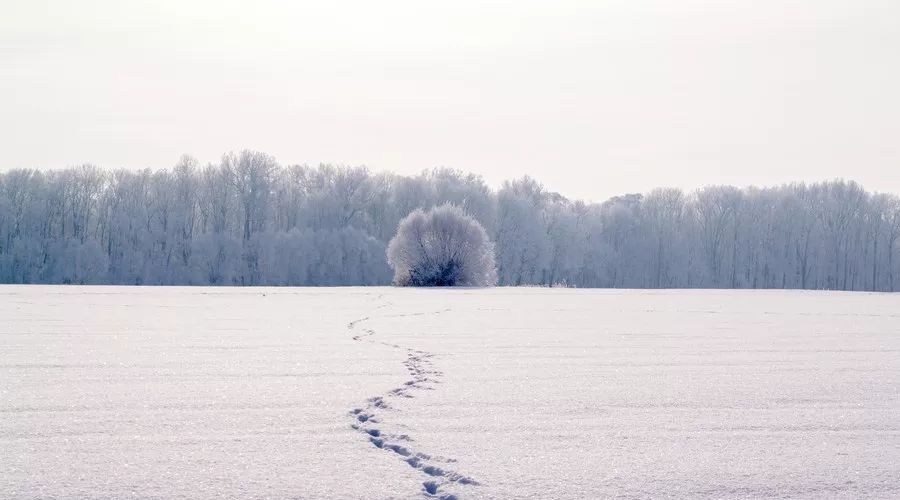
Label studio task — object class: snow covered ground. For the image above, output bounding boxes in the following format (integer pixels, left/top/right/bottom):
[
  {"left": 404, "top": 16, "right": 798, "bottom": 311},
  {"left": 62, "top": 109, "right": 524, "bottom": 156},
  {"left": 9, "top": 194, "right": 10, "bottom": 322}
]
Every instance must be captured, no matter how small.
[{"left": 2, "top": 286, "right": 899, "bottom": 499}]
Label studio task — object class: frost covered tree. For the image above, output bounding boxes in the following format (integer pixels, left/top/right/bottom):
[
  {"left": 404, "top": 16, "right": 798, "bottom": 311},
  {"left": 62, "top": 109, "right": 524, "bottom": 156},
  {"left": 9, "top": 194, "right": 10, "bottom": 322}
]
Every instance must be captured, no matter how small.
[
  {"left": 386, "top": 204, "right": 497, "bottom": 287},
  {"left": 495, "top": 177, "right": 550, "bottom": 285}
]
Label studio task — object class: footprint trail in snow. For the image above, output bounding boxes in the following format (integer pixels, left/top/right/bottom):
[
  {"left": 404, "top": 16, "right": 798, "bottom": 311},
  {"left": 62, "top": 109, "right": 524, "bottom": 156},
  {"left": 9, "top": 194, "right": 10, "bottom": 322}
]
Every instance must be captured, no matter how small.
[{"left": 348, "top": 305, "right": 478, "bottom": 500}]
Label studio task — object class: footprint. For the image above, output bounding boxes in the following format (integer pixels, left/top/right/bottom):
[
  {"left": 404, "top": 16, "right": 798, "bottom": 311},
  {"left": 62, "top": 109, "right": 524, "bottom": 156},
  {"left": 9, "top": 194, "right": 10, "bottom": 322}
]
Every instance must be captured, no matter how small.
[
  {"left": 384, "top": 444, "right": 411, "bottom": 456},
  {"left": 423, "top": 481, "right": 439, "bottom": 495},
  {"left": 422, "top": 465, "right": 445, "bottom": 477}
]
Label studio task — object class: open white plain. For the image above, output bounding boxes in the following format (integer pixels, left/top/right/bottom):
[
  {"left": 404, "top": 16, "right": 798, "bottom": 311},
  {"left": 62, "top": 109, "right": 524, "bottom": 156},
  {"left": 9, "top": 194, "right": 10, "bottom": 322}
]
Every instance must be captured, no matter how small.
[{"left": 2, "top": 286, "right": 899, "bottom": 499}]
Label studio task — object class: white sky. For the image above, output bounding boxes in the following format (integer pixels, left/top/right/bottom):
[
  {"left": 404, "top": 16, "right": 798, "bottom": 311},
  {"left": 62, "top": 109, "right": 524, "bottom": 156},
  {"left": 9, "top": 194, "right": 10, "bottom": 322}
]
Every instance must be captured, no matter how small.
[{"left": 2, "top": 0, "right": 899, "bottom": 201}]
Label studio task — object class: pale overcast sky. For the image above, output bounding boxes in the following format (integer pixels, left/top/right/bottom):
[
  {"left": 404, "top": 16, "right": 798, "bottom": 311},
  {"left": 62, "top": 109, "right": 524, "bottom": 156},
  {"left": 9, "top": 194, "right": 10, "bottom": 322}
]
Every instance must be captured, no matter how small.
[{"left": 2, "top": 0, "right": 898, "bottom": 201}]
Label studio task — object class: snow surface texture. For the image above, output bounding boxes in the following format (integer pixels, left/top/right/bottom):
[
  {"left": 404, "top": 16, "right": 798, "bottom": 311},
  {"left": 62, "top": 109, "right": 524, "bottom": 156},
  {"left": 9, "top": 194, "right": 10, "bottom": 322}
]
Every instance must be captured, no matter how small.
[{"left": 2, "top": 286, "right": 900, "bottom": 499}]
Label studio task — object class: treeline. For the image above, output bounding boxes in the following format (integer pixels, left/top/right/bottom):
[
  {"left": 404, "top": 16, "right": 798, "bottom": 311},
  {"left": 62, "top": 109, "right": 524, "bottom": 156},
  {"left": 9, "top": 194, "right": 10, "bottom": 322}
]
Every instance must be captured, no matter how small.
[{"left": 1, "top": 151, "right": 899, "bottom": 290}]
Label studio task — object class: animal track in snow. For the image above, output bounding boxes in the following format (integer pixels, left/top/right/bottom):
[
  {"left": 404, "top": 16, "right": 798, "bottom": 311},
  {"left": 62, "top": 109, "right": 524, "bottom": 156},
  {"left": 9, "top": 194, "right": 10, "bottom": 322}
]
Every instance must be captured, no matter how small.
[{"left": 347, "top": 303, "right": 477, "bottom": 499}]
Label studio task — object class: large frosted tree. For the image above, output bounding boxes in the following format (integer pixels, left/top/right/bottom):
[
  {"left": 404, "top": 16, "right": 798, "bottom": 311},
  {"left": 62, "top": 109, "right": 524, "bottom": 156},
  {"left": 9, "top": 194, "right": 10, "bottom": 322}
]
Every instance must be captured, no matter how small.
[{"left": 386, "top": 204, "right": 497, "bottom": 287}]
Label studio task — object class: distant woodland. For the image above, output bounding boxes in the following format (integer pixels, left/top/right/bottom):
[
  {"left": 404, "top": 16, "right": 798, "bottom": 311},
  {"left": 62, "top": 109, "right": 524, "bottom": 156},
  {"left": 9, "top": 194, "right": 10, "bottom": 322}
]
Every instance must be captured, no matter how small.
[{"left": 1, "top": 151, "right": 899, "bottom": 290}]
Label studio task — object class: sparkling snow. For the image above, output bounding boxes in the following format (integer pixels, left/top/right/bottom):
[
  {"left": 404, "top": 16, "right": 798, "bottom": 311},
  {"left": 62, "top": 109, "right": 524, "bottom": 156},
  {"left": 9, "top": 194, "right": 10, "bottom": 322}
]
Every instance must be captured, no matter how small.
[{"left": 2, "top": 287, "right": 899, "bottom": 499}]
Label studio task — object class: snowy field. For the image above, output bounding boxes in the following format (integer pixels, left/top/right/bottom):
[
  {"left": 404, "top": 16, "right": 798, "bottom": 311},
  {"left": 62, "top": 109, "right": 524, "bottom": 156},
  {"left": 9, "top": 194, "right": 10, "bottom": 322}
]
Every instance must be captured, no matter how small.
[{"left": 2, "top": 287, "right": 900, "bottom": 499}]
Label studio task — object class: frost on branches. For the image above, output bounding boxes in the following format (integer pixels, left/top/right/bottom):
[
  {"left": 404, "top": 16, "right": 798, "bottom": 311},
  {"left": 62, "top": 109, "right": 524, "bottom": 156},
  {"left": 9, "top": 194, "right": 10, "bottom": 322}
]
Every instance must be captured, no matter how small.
[{"left": 387, "top": 204, "right": 498, "bottom": 287}]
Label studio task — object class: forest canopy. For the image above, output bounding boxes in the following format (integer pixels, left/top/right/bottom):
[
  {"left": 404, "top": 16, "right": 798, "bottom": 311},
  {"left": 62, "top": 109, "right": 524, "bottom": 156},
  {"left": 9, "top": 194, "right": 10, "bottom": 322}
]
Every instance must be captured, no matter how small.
[{"left": 1, "top": 151, "right": 899, "bottom": 291}]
